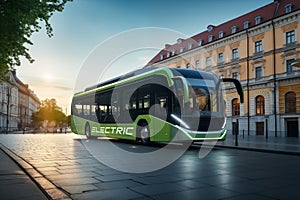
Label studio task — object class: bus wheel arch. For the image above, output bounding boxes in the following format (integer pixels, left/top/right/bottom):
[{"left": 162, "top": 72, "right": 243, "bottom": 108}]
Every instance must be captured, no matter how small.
[
  {"left": 137, "top": 120, "right": 150, "bottom": 144},
  {"left": 85, "top": 122, "right": 91, "bottom": 139}
]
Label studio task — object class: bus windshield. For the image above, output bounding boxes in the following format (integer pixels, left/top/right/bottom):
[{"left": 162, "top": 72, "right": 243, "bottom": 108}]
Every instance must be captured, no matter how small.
[
  {"left": 184, "top": 78, "right": 219, "bottom": 113},
  {"left": 191, "top": 86, "right": 210, "bottom": 111}
]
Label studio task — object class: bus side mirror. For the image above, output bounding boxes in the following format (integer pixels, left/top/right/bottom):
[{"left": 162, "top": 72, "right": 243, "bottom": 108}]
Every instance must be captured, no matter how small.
[
  {"left": 172, "top": 76, "right": 189, "bottom": 103},
  {"left": 218, "top": 78, "right": 244, "bottom": 104}
]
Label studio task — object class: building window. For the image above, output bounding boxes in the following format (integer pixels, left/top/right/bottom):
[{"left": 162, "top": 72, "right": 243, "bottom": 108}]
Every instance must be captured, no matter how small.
[
  {"left": 186, "top": 63, "right": 191, "bottom": 68},
  {"left": 171, "top": 50, "right": 176, "bottom": 56},
  {"left": 256, "top": 95, "right": 265, "bottom": 115},
  {"left": 160, "top": 54, "right": 164, "bottom": 60},
  {"left": 232, "top": 71, "right": 239, "bottom": 80},
  {"left": 244, "top": 21, "right": 250, "bottom": 29},
  {"left": 286, "top": 59, "right": 296, "bottom": 73},
  {"left": 232, "top": 98, "right": 240, "bottom": 116},
  {"left": 166, "top": 52, "right": 170, "bottom": 58},
  {"left": 218, "top": 31, "right": 224, "bottom": 38},
  {"left": 255, "top": 16, "right": 262, "bottom": 25},
  {"left": 285, "top": 4, "right": 293, "bottom": 13},
  {"left": 286, "top": 30, "right": 296, "bottom": 44},
  {"left": 231, "top": 26, "right": 237, "bottom": 34},
  {"left": 255, "top": 40, "right": 263, "bottom": 53},
  {"left": 188, "top": 43, "right": 193, "bottom": 50},
  {"left": 198, "top": 39, "right": 203, "bottom": 46},
  {"left": 285, "top": 92, "right": 296, "bottom": 113},
  {"left": 206, "top": 57, "right": 212, "bottom": 67},
  {"left": 207, "top": 25, "right": 214, "bottom": 32},
  {"left": 195, "top": 60, "right": 200, "bottom": 69},
  {"left": 180, "top": 47, "right": 184, "bottom": 53},
  {"left": 177, "top": 38, "right": 183, "bottom": 44},
  {"left": 255, "top": 66, "right": 263, "bottom": 79},
  {"left": 208, "top": 35, "right": 214, "bottom": 42},
  {"left": 232, "top": 48, "right": 239, "bottom": 60},
  {"left": 218, "top": 52, "right": 224, "bottom": 63}
]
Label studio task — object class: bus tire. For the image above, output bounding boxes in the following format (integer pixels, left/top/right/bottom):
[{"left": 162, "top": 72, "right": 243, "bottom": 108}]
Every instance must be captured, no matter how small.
[
  {"left": 85, "top": 123, "right": 91, "bottom": 139},
  {"left": 137, "top": 123, "right": 150, "bottom": 144}
]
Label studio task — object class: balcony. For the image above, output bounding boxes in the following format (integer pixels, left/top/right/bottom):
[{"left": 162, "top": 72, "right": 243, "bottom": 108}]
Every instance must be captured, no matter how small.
[{"left": 283, "top": 41, "right": 298, "bottom": 52}]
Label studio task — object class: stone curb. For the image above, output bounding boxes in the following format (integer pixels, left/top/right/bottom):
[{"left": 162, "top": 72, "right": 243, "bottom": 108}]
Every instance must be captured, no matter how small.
[
  {"left": 0, "top": 144, "right": 72, "bottom": 200},
  {"left": 214, "top": 144, "right": 300, "bottom": 156},
  {"left": 192, "top": 143, "right": 300, "bottom": 156}
]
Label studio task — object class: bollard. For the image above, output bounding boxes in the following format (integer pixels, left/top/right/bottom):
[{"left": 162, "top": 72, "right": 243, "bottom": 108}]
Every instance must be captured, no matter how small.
[
  {"left": 235, "top": 119, "right": 239, "bottom": 146},
  {"left": 266, "top": 118, "right": 268, "bottom": 140}
]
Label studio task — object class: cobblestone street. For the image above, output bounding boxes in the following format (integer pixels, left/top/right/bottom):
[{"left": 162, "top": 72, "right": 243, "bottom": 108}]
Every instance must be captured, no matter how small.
[{"left": 1, "top": 134, "right": 300, "bottom": 200}]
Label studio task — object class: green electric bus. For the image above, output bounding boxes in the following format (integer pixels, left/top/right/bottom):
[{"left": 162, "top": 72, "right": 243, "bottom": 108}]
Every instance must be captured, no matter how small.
[{"left": 71, "top": 67, "right": 243, "bottom": 143}]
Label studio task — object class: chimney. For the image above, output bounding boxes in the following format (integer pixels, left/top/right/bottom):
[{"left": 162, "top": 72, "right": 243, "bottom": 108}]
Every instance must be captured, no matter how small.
[
  {"left": 165, "top": 44, "right": 171, "bottom": 49},
  {"left": 177, "top": 38, "right": 184, "bottom": 44}
]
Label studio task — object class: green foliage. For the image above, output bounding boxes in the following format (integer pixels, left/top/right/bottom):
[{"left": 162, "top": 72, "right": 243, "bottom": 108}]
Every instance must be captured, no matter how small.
[
  {"left": 0, "top": 0, "right": 72, "bottom": 80},
  {"left": 32, "top": 98, "right": 67, "bottom": 127}
]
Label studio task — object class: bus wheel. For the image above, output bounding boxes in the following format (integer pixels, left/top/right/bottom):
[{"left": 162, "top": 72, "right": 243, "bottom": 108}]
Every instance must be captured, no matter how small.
[
  {"left": 85, "top": 123, "right": 91, "bottom": 139},
  {"left": 137, "top": 124, "right": 150, "bottom": 144}
]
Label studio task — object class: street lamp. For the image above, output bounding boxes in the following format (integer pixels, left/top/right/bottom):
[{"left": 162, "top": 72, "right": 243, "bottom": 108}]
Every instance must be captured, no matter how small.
[{"left": 6, "top": 86, "right": 10, "bottom": 134}]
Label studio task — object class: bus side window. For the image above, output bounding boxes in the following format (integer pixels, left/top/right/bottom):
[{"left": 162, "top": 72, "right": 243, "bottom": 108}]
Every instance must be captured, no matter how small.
[
  {"left": 155, "top": 96, "right": 168, "bottom": 118},
  {"left": 172, "top": 94, "right": 181, "bottom": 116},
  {"left": 83, "top": 105, "right": 90, "bottom": 116},
  {"left": 91, "top": 105, "right": 96, "bottom": 115},
  {"left": 99, "top": 105, "right": 106, "bottom": 122},
  {"left": 144, "top": 95, "right": 150, "bottom": 108},
  {"left": 75, "top": 104, "right": 83, "bottom": 116},
  {"left": 129, "top": 90, "right": 137, "bottom": 109},
  {"left": 95, "top": 105, "right": 100, "bottom": 122},
  {"left": 140, "top": 86, "right": 150, "bottom": 109},
  {"left": 159, "top": 98, "right": 167, "bottom": 109},
  {"left": 174, "top": 79, "right": 184, "bottom": 97}
]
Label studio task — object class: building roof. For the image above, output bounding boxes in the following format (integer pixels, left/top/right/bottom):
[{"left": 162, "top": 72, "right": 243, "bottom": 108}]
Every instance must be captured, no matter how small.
[
  {"left": 147, "top": 0, "right": 300, "bottom": 65},
  {"left": 10, "top": 70, "right": 40, "bottom": 103}
]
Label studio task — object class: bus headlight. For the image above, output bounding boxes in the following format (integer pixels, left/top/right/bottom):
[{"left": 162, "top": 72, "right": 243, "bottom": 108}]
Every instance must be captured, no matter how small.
[
  {"left": 221, "top": 117, "right": 226, "bottom": 129},
  {"left": 171, "top": 114, "right": 190, "bottom": 129}
]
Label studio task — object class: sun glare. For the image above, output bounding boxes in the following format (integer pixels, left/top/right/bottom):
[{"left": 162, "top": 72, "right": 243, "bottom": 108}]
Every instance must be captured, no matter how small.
[{"left": 43, "top": 73, "right": 54, "bottom": 82}]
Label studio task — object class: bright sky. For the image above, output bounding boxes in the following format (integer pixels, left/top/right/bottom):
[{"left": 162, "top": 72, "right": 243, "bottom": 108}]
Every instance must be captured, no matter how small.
[{"left": 17, "top": 0, "right": 272, "bottom": 114}]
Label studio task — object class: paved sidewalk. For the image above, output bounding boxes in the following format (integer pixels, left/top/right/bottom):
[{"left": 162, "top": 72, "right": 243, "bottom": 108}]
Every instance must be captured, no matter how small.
[
  {"left": 0, "top": 148, "right": 48, "bottom": 200},
  {"left": 214, "top": 133, "right": 300, "bottom": 155}
]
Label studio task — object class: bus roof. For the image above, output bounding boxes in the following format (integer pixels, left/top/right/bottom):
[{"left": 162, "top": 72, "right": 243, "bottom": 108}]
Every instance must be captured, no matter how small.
[
  {"left": 73, "top": 67, "right": 217, "bottom": 98},
  {"left": 172, "top": 68, "right": 218, "bottom": 81},
  {"left": 84, "top": 67, "right": 159, "bottom": 92},
  {"left": 74, "top": 67, "right": 173, "bottom": 97}
]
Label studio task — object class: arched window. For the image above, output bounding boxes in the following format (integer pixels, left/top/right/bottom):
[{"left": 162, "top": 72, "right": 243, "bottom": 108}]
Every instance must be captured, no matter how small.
[
  {"left": 285, "top": 92, "right": 296, "bottom": 113},
  {"left": 256, "top": 95, "right": 265, "bottom": 115},
  {"left": 232, "top": 98, "right": 240, "bottom": 116}
]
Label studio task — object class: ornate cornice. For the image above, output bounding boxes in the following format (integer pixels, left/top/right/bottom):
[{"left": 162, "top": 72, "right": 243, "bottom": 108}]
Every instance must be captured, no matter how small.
[
  {"left": 251, "top": 57, "right": 265, "bottom": 66},
  {"left": 251, "top": 33, "right": 265, "bottom": 42},
  {"left": 274, "top": 11, "right": 300, "bottom": 28},
  {"left": 281, "top": 21, "right": 298, "bottom": 32},
  {"left": 216, "top": 47, "right": 225, "bottom": 53},
  {"left": 229, "top": 41, "right": 240, "bottom": 49}
]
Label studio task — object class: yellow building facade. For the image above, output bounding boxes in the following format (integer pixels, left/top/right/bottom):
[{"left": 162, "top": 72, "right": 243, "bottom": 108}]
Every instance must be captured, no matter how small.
[{"left": 148, "top": 0, "right": 300, "bottom": 137}]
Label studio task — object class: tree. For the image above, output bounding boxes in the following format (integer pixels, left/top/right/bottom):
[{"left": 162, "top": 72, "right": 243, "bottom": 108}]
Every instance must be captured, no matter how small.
[
  {"left": 67, "top": 115, "right": 71, "bottom": 127},
  {"left": 32, "top": 98, "right": 67, "bottom": 131},
  {"left": 0, "top": 0, "right": 72, "bottom": 81}
]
